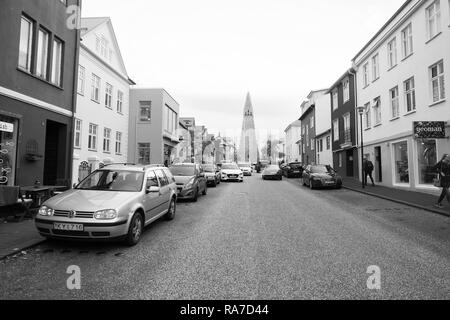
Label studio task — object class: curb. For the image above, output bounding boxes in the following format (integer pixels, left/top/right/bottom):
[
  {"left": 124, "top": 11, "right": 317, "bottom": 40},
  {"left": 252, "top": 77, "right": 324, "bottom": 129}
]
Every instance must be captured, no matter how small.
[
  {"left": 0, "top": 239, "right": 46, "bottom": 261},
  {"left": 343, "top": 186, "right": 450, "bottom": 218}
]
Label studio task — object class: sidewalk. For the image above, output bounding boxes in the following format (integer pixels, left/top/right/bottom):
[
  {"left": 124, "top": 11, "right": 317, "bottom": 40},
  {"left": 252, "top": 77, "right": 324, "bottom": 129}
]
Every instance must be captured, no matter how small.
[
  {"left": 343, "top": 178, "right": 450, "bottom": 218},
  {"left": 0, "top": 217, "right": 45, "bottom": 260}
]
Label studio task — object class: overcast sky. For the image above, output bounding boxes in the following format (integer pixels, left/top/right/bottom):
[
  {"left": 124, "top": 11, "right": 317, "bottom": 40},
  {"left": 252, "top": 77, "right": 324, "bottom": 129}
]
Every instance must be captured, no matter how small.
[{"left": 82, "top": 0, "right": 406, "bottom": 141}]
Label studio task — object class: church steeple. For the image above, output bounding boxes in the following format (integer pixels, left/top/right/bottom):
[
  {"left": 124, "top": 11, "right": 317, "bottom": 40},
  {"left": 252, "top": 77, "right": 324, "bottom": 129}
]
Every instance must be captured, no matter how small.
[{"left": 239, "top": 92, "right": 258, "bottom": 163}]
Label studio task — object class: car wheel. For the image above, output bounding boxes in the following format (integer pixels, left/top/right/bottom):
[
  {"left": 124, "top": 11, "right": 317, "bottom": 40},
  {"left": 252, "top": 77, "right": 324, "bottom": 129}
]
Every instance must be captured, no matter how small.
[
  {"left": 125, "top": 212, "right": 144, "bottom": 246},
  {"left": 309, "top": 180, "right": 314, "bottom": 190},
  {"left": 279, "top": 176, "right": 282, "bottom": 181},
  {"left": 193, "top": 188, "right": 199, "bottom": 202},
  {"left": 202, "top": 185, "right": 207, "bottom": 195},
  {"left": 165, "top": 198, "right": 176, "bottom": 221},
  {"left": 212, "top": 181, "right": 217, "bottom": 188}
]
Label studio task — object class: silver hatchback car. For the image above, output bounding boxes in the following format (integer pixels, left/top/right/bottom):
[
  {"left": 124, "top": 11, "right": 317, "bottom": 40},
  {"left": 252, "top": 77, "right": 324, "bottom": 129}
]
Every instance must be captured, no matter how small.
[{"left": 35, "top": 164, "right": 178, "bottom": 246}]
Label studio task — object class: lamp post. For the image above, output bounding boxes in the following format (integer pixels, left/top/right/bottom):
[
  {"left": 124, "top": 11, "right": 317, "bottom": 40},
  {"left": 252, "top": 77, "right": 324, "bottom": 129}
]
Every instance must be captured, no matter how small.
[{"left": 357, "top": 106, "right": 365, "bottom": 189}]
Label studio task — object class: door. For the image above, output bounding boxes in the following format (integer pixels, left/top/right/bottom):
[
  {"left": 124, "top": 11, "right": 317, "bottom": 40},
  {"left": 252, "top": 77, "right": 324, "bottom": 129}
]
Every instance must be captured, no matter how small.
[
  {"left": 375, "top": 146, "right": 382, "bottom": 182},
  {"left": 44, "top": 120, "right": 67, "bottom": 185},
  {"left": 155, "top": 169, "right": 171, "bottom": 213},
  {"left": 198, "top": 165, "right": 207, "bottom": 192},
  {"left": 346, "top": 150, "right": 354, "bottom": 177},
  {"left": 143, "top": 171, "right": 164, "bottom": 221}
]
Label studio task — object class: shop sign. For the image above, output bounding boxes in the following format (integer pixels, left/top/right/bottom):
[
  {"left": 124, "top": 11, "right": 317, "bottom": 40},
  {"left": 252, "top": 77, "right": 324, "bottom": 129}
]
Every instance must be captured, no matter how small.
[
  {"left": 413, "top": 122, "right": 446, "bottom": 139},
  {"left": 0, "top": 121, "right": 14, "bottom": 133}
]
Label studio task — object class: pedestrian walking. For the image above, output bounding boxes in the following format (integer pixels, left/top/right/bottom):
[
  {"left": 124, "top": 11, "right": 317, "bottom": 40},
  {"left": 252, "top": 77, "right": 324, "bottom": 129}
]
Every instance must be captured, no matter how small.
[
  {"left": 433, "top": 154, "right": 450, "bottom": 209},
  {"left": 363, "top": 157, "right": 375, "bottom": 187}
]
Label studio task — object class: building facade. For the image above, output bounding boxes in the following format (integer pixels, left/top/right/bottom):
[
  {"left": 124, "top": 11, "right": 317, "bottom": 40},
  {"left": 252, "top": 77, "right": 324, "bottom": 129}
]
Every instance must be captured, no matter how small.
[
  {"left": 173, "top": 121, "right": 192, "bottom": 164},
  {"left": 128, "top": 88, "right": 180, "bottom": 166},
  {"left": 0, "top": 0, "right": 80, "bottom": 187},
  {"left": 284, "top": 120, "right": 302, "bottom": 163},
  {"left": 353, "top": 0, "right": 450, "bottom": 193},
  {"left": 328, "top": 69, "right": 359, "bottom": 178},
  {"left": 72, "top": 17, "right": 134, "bottom": 183},
  {"left": 314, "top": 90, "right": 333, "bottom": 166}
]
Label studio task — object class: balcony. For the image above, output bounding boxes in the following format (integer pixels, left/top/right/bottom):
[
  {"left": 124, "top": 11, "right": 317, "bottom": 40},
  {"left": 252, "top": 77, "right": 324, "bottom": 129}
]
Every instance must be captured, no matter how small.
[{"left": 340, "top": 129, "right": 353, "bottom": 149}]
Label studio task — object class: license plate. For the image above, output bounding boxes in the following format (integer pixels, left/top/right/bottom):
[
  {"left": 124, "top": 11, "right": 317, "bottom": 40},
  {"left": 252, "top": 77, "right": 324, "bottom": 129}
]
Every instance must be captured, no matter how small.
[
  {"left": 53, "top": 223, "right": 84, "bottom": 231},
  {"left": 325, "top": 181, "right": 335, "bottom": 185}
]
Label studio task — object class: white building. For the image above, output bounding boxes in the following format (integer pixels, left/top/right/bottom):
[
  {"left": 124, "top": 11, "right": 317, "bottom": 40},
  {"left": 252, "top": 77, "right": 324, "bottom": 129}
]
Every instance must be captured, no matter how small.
[
  {"left": 353, "top": 0, "right": 450, "bottom": 193},
  {"left": 284, "top": 120, "right": 302, "bottom": 163},
  {"left": 314, "top": 91, "right": 333, "bottom": 166},
  {"left": 73, "top": 17, "right": 134, "bottom": 183}
]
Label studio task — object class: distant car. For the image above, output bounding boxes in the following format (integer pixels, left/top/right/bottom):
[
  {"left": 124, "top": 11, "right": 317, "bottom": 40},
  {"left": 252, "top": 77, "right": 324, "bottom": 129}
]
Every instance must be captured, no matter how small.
[
  {"left": 281, "top": 162, "right": 304, "bottom": 178},
  {"left": 35, "top": 164, "right": 178, "bottom": 246},
  {"left": 169, "top": 163, "right": 207, "bottom": 201},
  {"left": 221, "top": 163, "right": 244, "bottom": 182},
  {"left": 238, "top": 163, "right": 253, "bottom": 176},
  {"left": 302, "top": 165, "right": 342, "bottom": 189},
  {"left": 262, "top": 165, "right": 283, "bottom": 180},
  {"left": 203, "top": 164, "right": 221, "bottom": 187}
]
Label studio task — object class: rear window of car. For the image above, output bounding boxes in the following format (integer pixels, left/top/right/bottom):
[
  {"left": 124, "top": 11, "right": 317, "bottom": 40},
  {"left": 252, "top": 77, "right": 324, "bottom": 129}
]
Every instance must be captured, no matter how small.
[
  {"left": 289, "top": 163, "right": 303, "bottom": 169},
  {"left": 169, "top": 166, "right": 196, "bottom": 176}
]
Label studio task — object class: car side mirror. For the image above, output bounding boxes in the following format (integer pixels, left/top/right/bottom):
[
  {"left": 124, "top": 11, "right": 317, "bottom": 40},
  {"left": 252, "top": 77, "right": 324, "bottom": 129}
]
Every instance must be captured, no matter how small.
[{"left": 146, "top": 186, "right": 160, "bottom": 194}]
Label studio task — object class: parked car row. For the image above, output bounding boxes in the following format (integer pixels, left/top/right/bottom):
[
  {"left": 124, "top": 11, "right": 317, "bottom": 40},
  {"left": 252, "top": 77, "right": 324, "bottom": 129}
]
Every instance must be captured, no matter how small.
[{"left": 34, "top": 162, "right": 252, "bottom": 246}]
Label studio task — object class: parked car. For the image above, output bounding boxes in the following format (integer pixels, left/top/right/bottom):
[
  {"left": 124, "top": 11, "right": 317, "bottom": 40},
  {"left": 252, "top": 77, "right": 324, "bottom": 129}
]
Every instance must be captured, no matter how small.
[
  {"left": 238, "top": 163, "right": 253, "bottom": 176},
  {"left": 203, "top": 164, "right": 221, "bottom": 187},
  {"left": 35, "top": 164, "right": 177, "bottom": 246},
  {"left": 169, "top": 163, "right": 207, "bottom": 201},
  {"left": 302, "top": 165, "right": 343, "bottom": 189},
  {"left": 281, "top": 162, "right": 304, "bottom": 178},
  {"left": 262, "top": 165, "right": 283, "bottom": 180},
  {"left": 220, "top": 163, "right": 244, "bottom": 182}
]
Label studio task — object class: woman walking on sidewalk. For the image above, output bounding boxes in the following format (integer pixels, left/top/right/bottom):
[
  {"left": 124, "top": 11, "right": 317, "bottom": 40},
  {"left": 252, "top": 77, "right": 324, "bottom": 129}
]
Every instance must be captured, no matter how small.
[{"left": 434, "top": 154, "right": 450, "bottom": 209}]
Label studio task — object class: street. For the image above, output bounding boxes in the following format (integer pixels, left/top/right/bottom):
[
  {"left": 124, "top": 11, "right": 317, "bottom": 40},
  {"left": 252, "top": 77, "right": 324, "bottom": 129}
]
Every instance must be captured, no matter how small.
[{"left": 1, "top": 174, "right": 449, "bottom": 300}]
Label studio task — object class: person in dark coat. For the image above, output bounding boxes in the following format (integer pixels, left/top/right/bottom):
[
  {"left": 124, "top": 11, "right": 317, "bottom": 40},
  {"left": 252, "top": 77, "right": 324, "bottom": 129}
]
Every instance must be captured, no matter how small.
[
  {"left": 363, "top": 157, "right": 375, "bottom": 187},
  {"left": 434, "top": 154, "right": 450, "bottom": 209}
]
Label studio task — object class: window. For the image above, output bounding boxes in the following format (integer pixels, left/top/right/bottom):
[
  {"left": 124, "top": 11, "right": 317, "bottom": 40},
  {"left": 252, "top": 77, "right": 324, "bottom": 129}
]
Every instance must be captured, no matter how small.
[
  {"left": 51, "top": 38, "right": 63, "bottom": 86},
  {"left": 373, "top": 97, "right": 381, "bottom": 125},
  {"left": 91, "top": 74, "right": 100, "bottom": 102},
  {"left": 103, "top": 128, "right": 111, "bottom": 153},
  {"left": 430, "top": 61, "right": 445, "bottom": 103},
  {"left": 88, "top": 123, "right": 98, "bottom": 150},
  {"left": 36, "top": 29, "right": 49, "bottom": 79},
  {"left": 426, "top": 0, "right": 441, "bottom": 40},
  {"left": 311, "top": 139, "right": 315, "bottom": 151},
  {"left": 339, "top": 153, "right": 343, "bottom": 168},
  {"left": 74, "top": 119, "right": 82, "bottom": 148},
  {"left": 18, "top": 16, "right": 33, "bottom": 71},
  {"left": 319, "top": 139, "right": 323, "bottom": 152},
  {"left": 343, "top": 79, "right": 350, "bottom": 102},
  {"left": 363, "top": 63, "right": 370, "bottom": 87},
  {"left": 372, "top": 54, "right": 379, "bottom": 81},
  {"left": 138, "top": 143, "right": 151, "bottom": 165},
  {"left": 417, "top": 139, "right": 438, "bottom": 185},
  {"left": 139, "top": 102, "right": 151, "bottom": 121},
  {"left": 117, "top": 90, "right": 124, "bottom": 113},
  {"left": 326, "top": 136, "right": 330, "bottom": 150},
  {"left": 146, "top": 171, "right": 159, "bottom": 188},
  {"left": 165, "top": 105, "right": 178, "bottom": 134},
  {"left": 332, "top": 91, "right": 338, "bottom": 110},
  {"left": 105, "top": 83, "right": 113, "bottom": 109},
  {"left": 401, "top": 24, "right": 413, "bottom": 58},
  {"left": 77, "top": 65, "right": 85, "bottom": 95},
  {"left": 364, "top": 102, "right": 371, "bottom": 129},
  {"left": 343, "top": 113, "right": 351, "bottom": 142},
  {"left": 115, "top": 132, "right": 122, "bottom": 155},
  {"left": 390, "top": 86, "right": 399, "bottom": 119},
  {"left": 404, "top": 77, "right": 416, "bottom": 112},
  {"left": 310, "top": 116, "right": 314, "bottom": 129},
  {"left": 393, "top": 141, "right": 409, "bottom": 184},
  {"left": 387, "top": 38, "right": 397, "bottom": 69},
  {"left": 100, "top": 37, "right": 108, "bottom": 58},
  {"left": 155, "top": 170, "right": 169, "bottom": 187},
  {"left": 333, "top": 119, "right": 339, "bottom": 141}
]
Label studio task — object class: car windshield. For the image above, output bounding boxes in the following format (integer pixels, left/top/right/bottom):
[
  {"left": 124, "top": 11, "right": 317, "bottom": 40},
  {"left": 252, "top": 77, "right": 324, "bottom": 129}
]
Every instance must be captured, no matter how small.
[
  {"left": 76, "top": 170, "right": 144, "bottom": 192},
  {"left": 203, "top": 165, "right": 215, "bottom": 173},
  {"left": 169, "top": 166, "right": 195, "bottom": 176},
  {"left": 222, "top": 164, "right": 239, "bottom": 170},
  {"left": 311, "top": 166, "right": 333, "bottom": 174},
  {"left": 238, "top": 163, "right": 251, "bottom": 168}
]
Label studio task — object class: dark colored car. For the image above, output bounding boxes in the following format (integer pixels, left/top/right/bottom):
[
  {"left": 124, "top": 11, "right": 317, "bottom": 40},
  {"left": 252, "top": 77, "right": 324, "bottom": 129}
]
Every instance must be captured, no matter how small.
[
  {"left": 203, "top": 164, "right": 221, "bottom": 187},
  {"left": 302, "top": 165, "right": 342, "bottom": 190},
  {"left": 281, "top": 162, "right": 304, "bottom": 178},
  {"left": 169, "top": 164, "right": 207, "bottom": 201},
  {"left": 262, "top": 165, "right": 283, "bottom": 180}
]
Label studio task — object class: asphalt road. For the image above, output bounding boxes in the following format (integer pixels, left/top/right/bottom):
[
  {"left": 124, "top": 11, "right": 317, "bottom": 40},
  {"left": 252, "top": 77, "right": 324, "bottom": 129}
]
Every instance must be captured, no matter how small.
[{"left": 1, "top": 174, "right": 449, "bottom": 299}]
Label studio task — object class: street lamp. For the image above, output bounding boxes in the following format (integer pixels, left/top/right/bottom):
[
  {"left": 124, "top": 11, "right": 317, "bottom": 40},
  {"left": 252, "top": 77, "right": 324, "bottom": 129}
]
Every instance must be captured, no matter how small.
[{"left": 356, "top": 106, "right": 365, "bottom": 189}]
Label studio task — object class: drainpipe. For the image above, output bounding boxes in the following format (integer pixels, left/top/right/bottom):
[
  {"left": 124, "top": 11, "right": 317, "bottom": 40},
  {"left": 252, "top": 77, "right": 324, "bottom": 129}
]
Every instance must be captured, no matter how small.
[{"left": 349, "top": 65, "right": 358, "bottom": 180}]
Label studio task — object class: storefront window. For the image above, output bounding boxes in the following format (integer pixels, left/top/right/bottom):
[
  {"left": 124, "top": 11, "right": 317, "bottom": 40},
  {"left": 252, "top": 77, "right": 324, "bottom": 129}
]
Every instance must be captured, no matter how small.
[
  {"left": 0, "top": 116, "right": 18, "bottom": 186},
  {"left": 417, "top": 139, "right": 437, "bottom": 185},
  {"left": 394, "top": 141, "right": 409, "bottom": 184}
]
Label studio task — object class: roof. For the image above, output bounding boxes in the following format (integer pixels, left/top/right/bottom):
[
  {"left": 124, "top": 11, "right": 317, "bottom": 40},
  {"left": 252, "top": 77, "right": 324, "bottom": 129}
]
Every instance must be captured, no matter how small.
[
  {"left": 284, "top": 120, "right": 302, "bottom": 132},
  {"left": 352, "top": 0, "right": 413, "bottom": 62},
  {"left": 80, "top": 17, "right": 109, "bottom": 36},
  {"left": 326, "top": 68, "right": 355, "bottom": 94}
]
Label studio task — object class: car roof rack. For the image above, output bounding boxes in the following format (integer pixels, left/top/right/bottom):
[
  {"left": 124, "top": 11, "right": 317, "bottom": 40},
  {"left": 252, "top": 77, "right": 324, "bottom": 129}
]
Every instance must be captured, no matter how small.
[{"left": 102, "top": 163, "right": 136, "bottom": 167}]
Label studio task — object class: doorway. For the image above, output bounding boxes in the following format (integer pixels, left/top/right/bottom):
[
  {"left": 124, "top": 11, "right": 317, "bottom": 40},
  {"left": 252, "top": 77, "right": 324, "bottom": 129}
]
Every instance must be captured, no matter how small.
[
  {"left": 43, "top": 120, "right": 67, "bottom": 185},
  {"left": 375, "top": 146, "right": 382, "bottom": 182},
  {"left": 346, "top": 149, "right": 354, "bottom": 177}
]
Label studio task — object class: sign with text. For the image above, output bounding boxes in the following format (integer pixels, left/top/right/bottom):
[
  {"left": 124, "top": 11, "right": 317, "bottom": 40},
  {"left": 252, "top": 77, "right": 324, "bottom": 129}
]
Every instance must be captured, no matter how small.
[
  {"left": 413, "top": 121, "right": 446, "bottom": 139},
  {"left": 0, "top": 121, "right": 14, "bottom": 133}
]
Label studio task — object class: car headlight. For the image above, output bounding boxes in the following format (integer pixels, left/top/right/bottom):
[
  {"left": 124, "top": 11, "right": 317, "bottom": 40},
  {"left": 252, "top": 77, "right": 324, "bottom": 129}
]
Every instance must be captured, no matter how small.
[
  {"left": 184, "top": 178, "right": 195, "bottom": 190},
  {"left": 38, "top": 206, "right": 54, "bottom": 216},
  {"left": 94, "top": 209, "right": 117, "bottom": 220}
]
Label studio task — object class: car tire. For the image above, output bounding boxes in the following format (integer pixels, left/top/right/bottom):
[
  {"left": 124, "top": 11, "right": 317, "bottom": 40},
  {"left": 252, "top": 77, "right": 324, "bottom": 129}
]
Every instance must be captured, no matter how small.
[
  {"left": 202, "top": 185, "right": 207, "bottom": 195},
  {"left": 279, "top": 176, "right": 282, "bottom": 181},
  {"left": 193, "top": 188, "right": 199, "bottom": 202},
  {"left": 125, "top": 212, "right": 144, "bottom": 246},
  {"left": 165, "top": 198, "right": 176, "bottom": 221},
  {"left": 309, "top": 180, "right": 315, "bottom": 190},
  {"left": 212, "top": 181, "right": 217, "bottom": 188}
]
